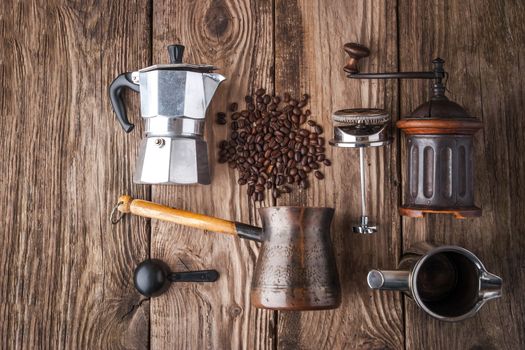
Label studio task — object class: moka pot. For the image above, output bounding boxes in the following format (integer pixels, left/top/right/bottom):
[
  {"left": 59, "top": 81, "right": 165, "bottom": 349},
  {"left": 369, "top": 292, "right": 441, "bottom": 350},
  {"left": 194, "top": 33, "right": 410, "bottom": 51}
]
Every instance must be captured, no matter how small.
[{"left": 109, "top": 44, "right": 225, "bottom": 184}]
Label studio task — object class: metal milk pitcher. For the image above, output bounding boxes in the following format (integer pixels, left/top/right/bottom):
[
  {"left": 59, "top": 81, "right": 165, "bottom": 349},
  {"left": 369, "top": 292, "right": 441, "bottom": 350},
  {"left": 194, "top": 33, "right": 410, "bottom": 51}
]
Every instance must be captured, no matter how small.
[
  {"left": 109, "top": 44, "right": 225, "bottom": 185},
  {"left": 367, "top": 242, "right": 502, "bottom": 322}
]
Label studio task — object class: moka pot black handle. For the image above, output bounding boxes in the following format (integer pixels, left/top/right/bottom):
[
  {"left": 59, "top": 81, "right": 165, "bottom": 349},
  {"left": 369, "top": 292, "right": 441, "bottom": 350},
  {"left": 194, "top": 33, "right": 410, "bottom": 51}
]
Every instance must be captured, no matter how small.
[{"left": 109, "top": 72, "right": 140, "bottom": 133}]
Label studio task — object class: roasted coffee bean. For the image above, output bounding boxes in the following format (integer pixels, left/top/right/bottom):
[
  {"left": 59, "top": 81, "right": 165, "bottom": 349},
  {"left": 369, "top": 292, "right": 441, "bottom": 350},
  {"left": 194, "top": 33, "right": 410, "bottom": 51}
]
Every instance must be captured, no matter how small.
[
  {"left": 299, "top": 115, "right": 307, "bottom": 124},
  {"left": 314, "top": 171, "right": 324, "bottom": 179},
  {"left": 217, "top": 90, "right": 328, "bottom": 201},
  {"left": 323, "top": 159, "right": 331, "bottom": 166}
]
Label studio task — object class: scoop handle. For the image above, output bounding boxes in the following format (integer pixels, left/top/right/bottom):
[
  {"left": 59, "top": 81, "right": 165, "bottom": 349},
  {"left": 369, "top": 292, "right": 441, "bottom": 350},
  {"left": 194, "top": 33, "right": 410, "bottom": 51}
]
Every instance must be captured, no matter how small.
[
  {"left": 169, "top": 270, "right": 219, "bottom": 283},
  {"left": 117, "top": 195, "right": 262, "bottom": 242}
]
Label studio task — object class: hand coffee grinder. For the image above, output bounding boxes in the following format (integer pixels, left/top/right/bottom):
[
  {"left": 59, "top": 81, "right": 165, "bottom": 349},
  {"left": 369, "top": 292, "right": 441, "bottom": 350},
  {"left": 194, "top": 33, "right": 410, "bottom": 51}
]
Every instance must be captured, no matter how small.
[
  {"left": 343, "top": 43, "right": 483, "bottom": 219},
  {"left": 109, "top": 44, "right": 226, "bottom": 185}
]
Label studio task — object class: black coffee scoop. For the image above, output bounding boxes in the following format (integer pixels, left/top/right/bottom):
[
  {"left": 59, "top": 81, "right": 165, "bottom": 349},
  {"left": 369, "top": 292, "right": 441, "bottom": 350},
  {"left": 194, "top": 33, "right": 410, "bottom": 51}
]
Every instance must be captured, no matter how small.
[{"left": 134, "top": 259, "right": 219, "bottom": 297}]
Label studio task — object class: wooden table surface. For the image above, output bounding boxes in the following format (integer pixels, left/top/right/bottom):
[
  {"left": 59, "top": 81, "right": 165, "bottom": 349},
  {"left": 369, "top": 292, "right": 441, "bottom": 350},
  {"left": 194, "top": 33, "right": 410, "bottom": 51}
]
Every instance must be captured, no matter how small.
[{"left": 1, "top": 0, "right": 524, "bottom": 349}]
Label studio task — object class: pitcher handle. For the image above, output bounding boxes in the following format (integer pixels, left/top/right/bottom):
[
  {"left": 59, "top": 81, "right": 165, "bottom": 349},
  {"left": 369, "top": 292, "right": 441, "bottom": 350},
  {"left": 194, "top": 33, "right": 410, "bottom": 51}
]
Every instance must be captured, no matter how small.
[{"left": 367, "top": 269, "right": 410, "bottom": 291}]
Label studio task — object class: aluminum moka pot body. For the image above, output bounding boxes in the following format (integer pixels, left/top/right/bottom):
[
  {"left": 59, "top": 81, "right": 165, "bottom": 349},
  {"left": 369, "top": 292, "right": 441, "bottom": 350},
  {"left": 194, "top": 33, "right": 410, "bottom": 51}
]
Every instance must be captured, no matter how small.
[
  {"left": 251, "top": 207, "right": 341, "bottom": 310},
  {"left": 367, "top": 242, "right": 502, "bottom": 322},
  {"left": 109, "top": 44, "right": 225, "bottom": 185}
]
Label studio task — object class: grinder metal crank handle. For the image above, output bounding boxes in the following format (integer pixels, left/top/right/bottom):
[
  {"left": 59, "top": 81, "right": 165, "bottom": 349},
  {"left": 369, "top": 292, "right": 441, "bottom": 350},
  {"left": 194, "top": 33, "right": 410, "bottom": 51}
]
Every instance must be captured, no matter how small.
[
  {"left": 117, "top": 195, "right": 263, "bottom": 242},
  {"left": 109, "top": 73, "right": 140, "bottom": 133}
]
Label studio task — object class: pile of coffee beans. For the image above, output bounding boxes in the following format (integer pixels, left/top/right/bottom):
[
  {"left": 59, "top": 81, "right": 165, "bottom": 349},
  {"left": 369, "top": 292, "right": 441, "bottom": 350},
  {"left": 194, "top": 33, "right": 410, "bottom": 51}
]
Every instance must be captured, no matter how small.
[{"left": 217, "top": 88, "right": 331, "bottom": 202}]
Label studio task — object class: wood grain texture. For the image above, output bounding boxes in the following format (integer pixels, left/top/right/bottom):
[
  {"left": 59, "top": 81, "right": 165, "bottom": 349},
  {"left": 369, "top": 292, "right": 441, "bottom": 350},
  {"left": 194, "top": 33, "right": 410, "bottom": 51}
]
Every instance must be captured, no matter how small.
[
  {"left": 1, "top": 0, "right": 524, "bottom": 349},
  {"left": 274, "top": 0, "right": 404, "bottom": 349},
  {"left": 149, "top": 0, "right": 275, "bottom": 349},
  {"left": 399, "top": 0, "right": 525, "bottom": 348},
  {"left": 0, "top": 0, "right": 151, "bottom": 349}
]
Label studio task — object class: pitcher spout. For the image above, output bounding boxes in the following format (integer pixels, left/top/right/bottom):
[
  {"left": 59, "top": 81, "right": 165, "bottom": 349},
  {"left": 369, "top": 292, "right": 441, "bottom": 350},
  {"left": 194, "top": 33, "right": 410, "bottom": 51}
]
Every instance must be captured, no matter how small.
[
  {"left": 203, "top": 73, "right": 226, "bottom": 109},
  {"left": 480, "top": 270, "right": 502, "bottom": 301}
]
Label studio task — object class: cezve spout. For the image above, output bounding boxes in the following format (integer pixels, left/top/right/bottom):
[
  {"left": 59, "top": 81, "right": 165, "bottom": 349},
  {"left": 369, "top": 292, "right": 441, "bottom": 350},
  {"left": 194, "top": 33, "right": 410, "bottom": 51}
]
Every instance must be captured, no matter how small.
[{"left": 203, "top": 73, "right": 226, "bottom": 109}]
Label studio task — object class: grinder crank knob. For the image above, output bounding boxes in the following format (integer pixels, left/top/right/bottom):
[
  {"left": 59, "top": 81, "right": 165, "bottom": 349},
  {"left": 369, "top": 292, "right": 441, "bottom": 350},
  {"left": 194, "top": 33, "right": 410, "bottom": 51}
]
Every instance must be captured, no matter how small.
[
  {"left": 133, "top": 259, "right": 219, "bottom": 298},
  {"left": 343, "top": 43, "right": 370, "bottom": 74}
]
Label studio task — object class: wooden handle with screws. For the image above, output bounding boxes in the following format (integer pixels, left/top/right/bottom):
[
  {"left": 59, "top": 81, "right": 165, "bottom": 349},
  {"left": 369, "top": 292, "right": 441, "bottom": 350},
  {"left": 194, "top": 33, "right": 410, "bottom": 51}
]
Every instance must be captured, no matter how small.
[{"left": 117, "top": 195, "right": 263, "bottom": 241}]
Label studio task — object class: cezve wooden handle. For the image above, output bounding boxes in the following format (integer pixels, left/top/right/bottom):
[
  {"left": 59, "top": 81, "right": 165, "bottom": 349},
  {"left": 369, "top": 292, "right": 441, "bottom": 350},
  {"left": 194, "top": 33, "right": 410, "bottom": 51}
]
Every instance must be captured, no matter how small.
[{"left": 117, "top": 195, "right": 262, "bottom": 242}]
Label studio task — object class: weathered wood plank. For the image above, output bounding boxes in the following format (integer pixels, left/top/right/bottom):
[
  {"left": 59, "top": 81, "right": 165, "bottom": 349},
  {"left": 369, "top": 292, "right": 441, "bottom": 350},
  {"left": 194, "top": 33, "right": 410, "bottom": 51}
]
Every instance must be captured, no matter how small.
[
  {"left": 0, "top": 0, "right": 151, "bottom": 349},
  {"left": 150, "top": 0, "right": 275, "bottom": 348},
  {"left": 274, "top": 0, "right": 404, "bottom": 349},
  {"left": 399, "top": 0, "right": 525, "bottom": 348}
]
